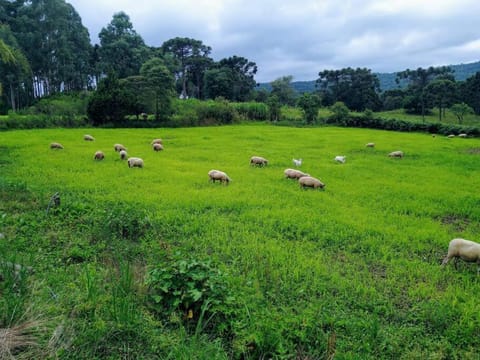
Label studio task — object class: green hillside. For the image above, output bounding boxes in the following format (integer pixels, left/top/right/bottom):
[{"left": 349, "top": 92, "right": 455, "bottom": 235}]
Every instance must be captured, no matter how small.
[{"left": 258, "top": 60, "right": 480, "bottom": 93}]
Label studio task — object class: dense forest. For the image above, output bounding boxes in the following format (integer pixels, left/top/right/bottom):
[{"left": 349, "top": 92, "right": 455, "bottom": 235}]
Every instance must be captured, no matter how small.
[{"left": 1, "top": 0, "right": 480, "bottom": 124}]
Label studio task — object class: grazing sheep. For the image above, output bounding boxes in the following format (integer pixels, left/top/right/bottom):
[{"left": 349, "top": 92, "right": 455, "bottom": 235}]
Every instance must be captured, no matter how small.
[
  {"left": 334, "top": 155, "right": 346, "bottom": 164},
  {"left": 250, "top": 156, "right": 268, "bottom": 167},
  {"left": 119, "top": 149, "right": 127, "bottom": 160},
  {"left": 388, "top": 151, "right": 404, "bottom": 158},
  {"left": 284, "top": 168, "right": 310, "bottom": 180},
  {"left": 208, "top": 170, "right": 231, "bottom": 184},
  {"left": 153, "top": 143, "right": 164, "bottom": 151},
  {"left": 84, "top": 134, "right": 95, "bottom": 141},
  {"left": 151, "top": 138, "right": 163, "bottom": 145},
  {"left": 141, "top": 112, "right": 148, "bottom": 120},
  {"left": 50, "top": 142, "right": 64, "bottom": 149},
  {"left": 441, "top": 238, "right": 480, "bottom": 273},
  {"left": 447, "top": 134, "right": 455, "bottom": 138},
  {"left": 94, "top": 151, "right": 104, "bottom": 160},
  {"left": 127, "top": 157, "right": 144, "bottom": 168},
  {"left": 114, "top": 144, "right": 126, "bottom": 152},
  {"left": 458, "top": 133, "right": 468, "bottom": 138},
  {"left": 299, "top": 176, "right": 325, "bottom": 190},
  {"left": 293, "top": 158, "right": 302, "bottom": 167},
  {"left": 366, "top": 142, "right": 375, "bottom": 148}
]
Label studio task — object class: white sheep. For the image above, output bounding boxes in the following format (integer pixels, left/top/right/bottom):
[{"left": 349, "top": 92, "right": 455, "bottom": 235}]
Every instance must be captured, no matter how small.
[
  {"left": 84, "top": 134, "right": 95, "bottom": 141},
  {"left": 151, "top": 138, "right": 163, "bottom": 145},
  {"left": 250, "top": 156, "right": 268, "bottom": 167},
  {"left": 442, "top": 238, "right": 480, "bottom": 273},
  {"left": 299, "top": 176, "right": 325, "bottom": 190},
  {"left": 334, "top": 155, "right": 346, "bottom": 164},
  {"left": 50, "top": 142, "right": 64, "bottom": 149},
  {"left": 153, "top": 143, "right": 164, "bottom": 151},
  {"left": 447, "top": 134, "right": 455, "bottom": 138},
  {"left": 366, "top": 142, "right": 375, "bottom": 148},
  {"left": 208, "top": 170, "right": 231, "bottom": 184},
  {"left": 127, "top": 157, "right": 144, "bottom": 168},
  {"left": 293, "top": 158, "right": 302, "bottom": 167},
  {"left": 94, "top": 150, "right": 104, "bottom": 160},
  {"left": 119, "top": 149, "right": 127, "bottom": 160},
  {"left": 458, "top": 133, "right": 468, "bottom": 138},
  {"left": 284, "top": 168, "right": 310, "bottom": 180},
  {"left": 114, "top": 144, "right": 126, "bottom": 152},
  {"left": 388, "top": 150, "right": 404, "bottom": 158}
]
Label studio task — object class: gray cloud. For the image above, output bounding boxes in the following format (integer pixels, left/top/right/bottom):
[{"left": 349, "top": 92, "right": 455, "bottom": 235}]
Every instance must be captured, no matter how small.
[{"left": 68, "top": 0, "right": 480, "bottom": 82}]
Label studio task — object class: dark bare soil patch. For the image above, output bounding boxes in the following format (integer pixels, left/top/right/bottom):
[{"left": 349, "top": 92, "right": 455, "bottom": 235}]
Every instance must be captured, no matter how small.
[{"left": 436, "top": 214, "right": 470, "bottom": 232}]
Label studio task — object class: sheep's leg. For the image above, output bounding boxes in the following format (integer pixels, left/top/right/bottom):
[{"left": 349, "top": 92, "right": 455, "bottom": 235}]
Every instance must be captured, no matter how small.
[{"left": 441, "top": 255, "right": 451, "bottom": 267}]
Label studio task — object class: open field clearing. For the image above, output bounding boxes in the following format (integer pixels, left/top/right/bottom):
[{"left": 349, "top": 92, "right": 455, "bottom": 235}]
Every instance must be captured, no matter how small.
[{"left": 1, "top": 125, "right": 480, "bottom": 358}]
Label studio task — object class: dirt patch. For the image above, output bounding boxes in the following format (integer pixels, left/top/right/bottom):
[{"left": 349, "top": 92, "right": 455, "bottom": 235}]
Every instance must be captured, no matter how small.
[
  {"left": 436, "top": 214, "right": 470, "bottom": 232},
  {"left": 466, "top": 147, "right": 480, "bottom": 154}
]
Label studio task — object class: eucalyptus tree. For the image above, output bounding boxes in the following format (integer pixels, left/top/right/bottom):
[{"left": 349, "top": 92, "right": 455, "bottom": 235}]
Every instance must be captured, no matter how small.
[
  {"left": 1, "top": 0, "right": 92, "bottom": 96},
  {"left": 0, "top": 25, "right": 31, "bottom": 111},
  {"left": 98, "top": 11, "right": 150, "bottom": 79},
  {"left": 396, "top": 66, "right": 453, "bottom": 121},
  {"left": 161, "top": 37, "right": 212, "bottom": 98}
]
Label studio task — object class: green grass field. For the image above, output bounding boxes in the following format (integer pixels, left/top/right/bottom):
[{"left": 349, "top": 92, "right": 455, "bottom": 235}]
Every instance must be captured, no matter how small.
[{"left": 1, "top": 125, "right": 480, "bottom": 359}]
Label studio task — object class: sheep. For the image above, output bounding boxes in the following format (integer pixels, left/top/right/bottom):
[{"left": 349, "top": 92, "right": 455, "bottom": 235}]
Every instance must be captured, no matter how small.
[
  {"left": 119, "top": 149, "right": 128, "bottom": 160},
  {"left": 127, "top": 157, "right": 144, "bottom": 168},
  {"left": 50, "top": 142, "right": 64, "bottom": 149},
  {"left": 93, "top": 150, "right": 104, "bottom": 160},
  {"left": 208, "top": 170, "right": 231, "bottom": 184},
  {"left": 284, "top": 168, "right": 310, "bottom": 180},
  {"left": 153, "top": 143, "right": 164, "bottom": 152},
  {"left": 151, "top": 138, "right": 163, "bottom": 145},
  {"left": 293, "top": 158, "right": 302, "bottom": 167},
  {"left": 458, "top": 133, "right": 468, "bottom": 138},
  {"left": 299, "top": 176, "right": 325, "bottom": 190},
  {"left": 114, "top": 144, "right": 126, "bottom": 152},
  {"left": 447, "top": 134, "right": 455, "bottom": 138},
  {"left": 84, "top": 134, "right": 95, "bottom": 141},
  {"left": 388, "top": 150, "right": 404, "bottom": 158},
  {"left": 441, "top": 238, "right": 480, "bottom": 273},
  {"left": 250, "top": 156, "right": 268, "bottom": 167},
  {"left": 334, "top": 155, "right": 346, "bottom": 164},
  {"left": 366, "top": 142, "right": 375, "bottom": 148}
]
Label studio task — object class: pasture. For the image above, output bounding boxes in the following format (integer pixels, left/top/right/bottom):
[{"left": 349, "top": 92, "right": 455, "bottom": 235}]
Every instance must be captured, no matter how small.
[{"left": 1, "top": 125, "right": 480, "bottom": 359}]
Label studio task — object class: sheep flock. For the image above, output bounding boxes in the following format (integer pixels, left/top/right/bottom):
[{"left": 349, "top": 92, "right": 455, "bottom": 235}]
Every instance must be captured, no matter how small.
[{"left": 48, "top": 131, "right": 478, "bottom": 273}]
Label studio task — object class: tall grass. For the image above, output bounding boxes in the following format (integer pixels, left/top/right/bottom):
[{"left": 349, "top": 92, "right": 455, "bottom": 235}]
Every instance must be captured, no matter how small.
[{"left": 1, "top": 125, "right": 480, "bottom": 358}]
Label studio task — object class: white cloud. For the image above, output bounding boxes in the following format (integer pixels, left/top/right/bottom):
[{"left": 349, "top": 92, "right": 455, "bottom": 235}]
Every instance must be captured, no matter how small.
[{"left": 67, "top": 0, "right": 480, "bottom": 82}]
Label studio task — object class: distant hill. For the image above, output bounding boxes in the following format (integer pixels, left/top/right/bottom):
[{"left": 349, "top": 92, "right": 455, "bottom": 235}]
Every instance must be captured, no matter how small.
[{"left": 257, "top": 60, "right": 480, "bottom": 93}]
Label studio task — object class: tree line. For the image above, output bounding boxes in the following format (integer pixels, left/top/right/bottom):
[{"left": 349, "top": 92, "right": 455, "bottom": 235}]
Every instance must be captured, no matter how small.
[{"left": 1, "top": 0, "right": 480, "bottom": 126}]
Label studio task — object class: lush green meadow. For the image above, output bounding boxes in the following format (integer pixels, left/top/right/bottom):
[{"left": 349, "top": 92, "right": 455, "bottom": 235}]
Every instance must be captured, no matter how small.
[{"left": 1, "top": 125, "right": 480, "bottom": 359}]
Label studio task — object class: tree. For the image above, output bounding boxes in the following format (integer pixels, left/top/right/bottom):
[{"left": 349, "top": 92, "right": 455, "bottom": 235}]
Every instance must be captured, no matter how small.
[
  {"left": 450, "top": 103, "right": 473, "bottom": 124},
  {"left": 424, "top": 79, "right": 457, "bottom": 121},
  {"left": 161, "top": 37, "right": 212, "bottom": 99},
  {"left": 9, "top": 0, "right": 92, "bottom": 95},
  {"left": 203, "top": 56, "right": 257, "bottom": 101},
  {"left": 297, "top": 93, "right": 321, "bottom": 124},
  {"left": 330, "top": 101, "right": 349, "bottom": 124},
  {"left": 270, "top": 76, "right": 297, "bottom": 106},
  {"left": 139, "top": 58, "right": 175, "bottom": 121},
  {"left": 87, "top": 72, "right": 134, "bottom": 125},
  {"left": 266, "top": 95, "right": 281, "bottom": 122},
  {"left": 316, "top": 68, "right": 381, "bottom": 111},
  {"left": 396, "top": 66, "right": 453, "bottom": 121},
  {"left": 98, "top": 12, "right": 150, "bottom": 79},
  {"left": 459, "top": 72, "right": 480, "bottom": 115},
  {"left": 0, "top": 25, "right": 31, "bottom": 111}
]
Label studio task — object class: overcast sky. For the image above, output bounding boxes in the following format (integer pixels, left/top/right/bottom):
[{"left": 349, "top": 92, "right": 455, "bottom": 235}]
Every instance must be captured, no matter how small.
[{"left": 67, "top": 0, "right": 480, "bottom": 83}]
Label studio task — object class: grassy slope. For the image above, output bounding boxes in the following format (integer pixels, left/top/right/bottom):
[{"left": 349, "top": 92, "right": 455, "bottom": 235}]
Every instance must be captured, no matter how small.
[{"left": 1, "top": 125, "right": 480, "bottom": 358}]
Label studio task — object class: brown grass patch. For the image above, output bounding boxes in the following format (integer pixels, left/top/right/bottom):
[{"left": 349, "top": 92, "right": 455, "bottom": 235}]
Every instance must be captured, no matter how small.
[
  {"left": 0, "top": 321, "right": 41, "bottom": 359},
  {"left": 437, "top": 214, "right": 470, "bottom": 232}
]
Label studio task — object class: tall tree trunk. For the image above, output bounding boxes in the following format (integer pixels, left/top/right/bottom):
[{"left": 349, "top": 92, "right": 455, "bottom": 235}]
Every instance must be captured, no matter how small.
[{"left": 9, "top": 83, "right": 16, "bottom": 112}]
